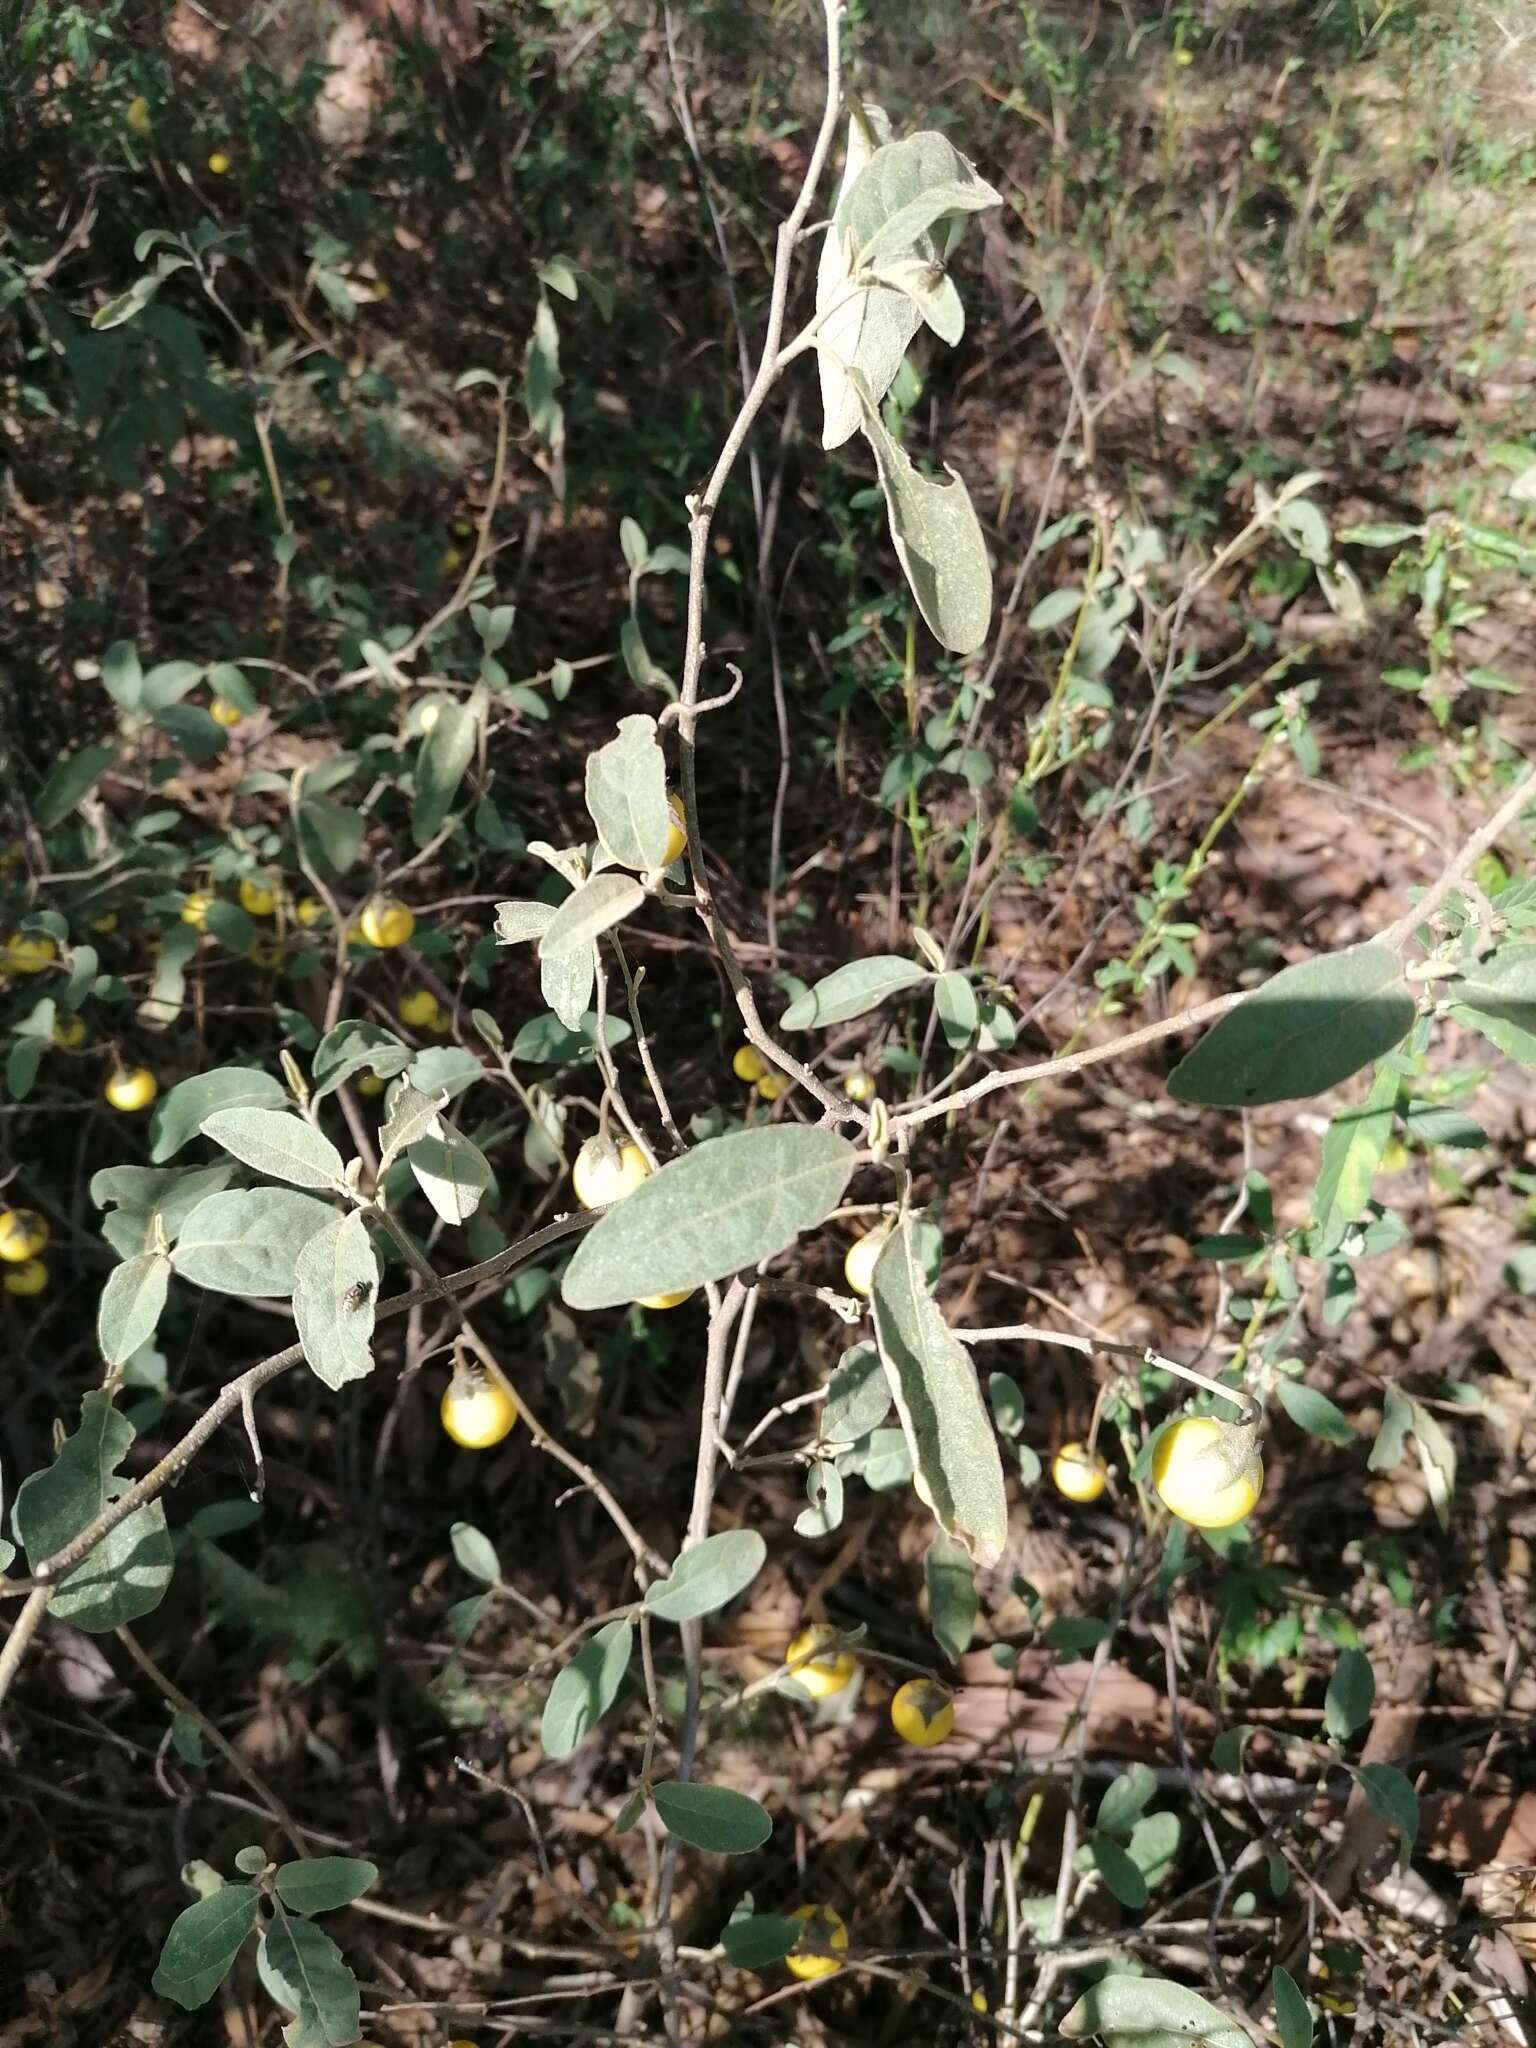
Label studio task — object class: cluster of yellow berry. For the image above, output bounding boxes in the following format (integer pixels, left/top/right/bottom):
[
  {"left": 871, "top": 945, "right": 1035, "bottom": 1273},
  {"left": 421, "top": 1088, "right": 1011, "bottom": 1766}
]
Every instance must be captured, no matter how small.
[
  {"left": 0, "top": 1206, "right": 50, "bottom": 1298},
  {"left": 1051, "top": 1422, "right": 1263, "bottom": 1529}
]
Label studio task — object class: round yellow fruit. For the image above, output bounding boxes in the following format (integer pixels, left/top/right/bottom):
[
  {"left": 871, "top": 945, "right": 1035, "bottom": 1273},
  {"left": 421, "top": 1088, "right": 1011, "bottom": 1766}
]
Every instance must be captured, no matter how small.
[
  {"left": 356, "top": 1072, "right": 386, "bottom": 1098},
  {"left": 662, "top": 791, "right": 687, "bottom": 866},
  {"left": 732, "top": 1045, "right": 767, "bottom": 1084},
  {"left": 210, "top": 696, "right": 243, "bottom": 728},
  {"left": 239, "top": 874, "right": 277, "bottom": 916},
  {"left": 125, "top": 95, "right": 152, "bottom": 136},
  {"left": 1151, "top": 1415, "right": 1264, "bottom": 1530},
  {"left": 439, "top": 547, "right": 463, "bottom": 576},
  {"left": 3, "top": 1259, "right": 48, "bottom": 1298},
  {"left": 0, "top": 1209, "right": 49, "bottom": 1263},
  {"left": 248, "top": 935, "right": 283, "bottom": 969},
  {"left": 181, "top": 891, "right": 214, "bottom": 932},
  {"left": 294, "top": 896, "right": 324, "bottom": 928},
  {"left": 786, "top": 1904, "right": 848, "bottom": 1983},
  {"left": 52, "top": 1014, "right": 86, "bottom": 1049},
  {"left": 785, "top": 1623, "right": 858, "bottom": 1700},
  {"left": 208, "top": 150, "right": 231, "bottom": 175},
  {"left": 398, "top": 988, "right": 442, "bottom": 1029},
  {"left": 1052, "top": 1442, "right": 1109, "bottom": 1504},
  {"left": 842, "top": 1225, "right": 890, "bottom": 1300},
  {"left": 572, "top": 1136, "right": 650, "bottom": 1210},
  {"left": 105, "top": 1067, "right": 157, "bottom": 1113},
  {"left": 890, "top": 1677, "right": 955, "bottom": 1747},
  {"left": 359, "top": 896, "right": 414, "bottom": 949},
  {"left": 2, "top": 932, "right": 57, "bottom": 975},
  {"left": 89, "top": 911, "right": 118, "bottom": 934},
  {"left": 441, "top": 1377, "right": 518, "bottom": 1450},
  {"left": 636, "top": 1288, "right": 693, "bottom": 1310},
  {"left": 843, "top": 1068, "right": 876, "bottom": 1104},
  {"left": 755, "top": 1072, "right": 789, "bottom": 1103}
]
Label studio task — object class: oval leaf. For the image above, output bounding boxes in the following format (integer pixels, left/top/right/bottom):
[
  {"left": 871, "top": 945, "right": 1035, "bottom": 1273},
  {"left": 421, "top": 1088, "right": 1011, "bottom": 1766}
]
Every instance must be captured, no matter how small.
[
  {"left": 585, "top": 714, "right": 671, "bottom": 870},
  {"left": 202, "top": 1108, "right": 347, "bottom": 1191},
  {"left": 541, "top": 871, "right": 645, "bottom": 960},
  {"left": 651, "top": 1781, "right": 773, "bottom": 1855},
  {"left": 149, "top": 1066, "right": 289, "bottom": 1162},
  {"left": 1060, "top": 1975, "right": 1252, "bottom": 2048},
  {"left": 152, "top": 1886, "right": 259, "bottom": 2010},
  {"left": 855, "top": 390, "right": 993, "bottom": 654},
  {"left": 869, "top": 1215, "right": 1008, "bottom": 1568},
  {"left": 722, "top": 1912, "right": 800, "bottom": 1970},
  {"left": 561, "top": 1125, "right": 855, "bottom": 1309},
  {"left": 822, "top": 1342, "right": 892, "bottom": 1442},
  {"left": 98, "top": 1252, "right": 171, "bottom": 1369},
  {"left": 273, "top": 1857, "right": 378, "bottom": 1916},
  {"left": 14, "top": 1391, "right": 173, "bottom": 1631},
  {"left": 924, "top": 1530, "right": 977, "bottom": 1662},
  {"left": 407, "top": 1121, "right": 493, "bottom": 1226},
  {"left": 1168, "top": 943, "right": 1414, "bottom": 1106},
  {"left": 1325, "top": 1647, "right": 1375, "bottom": 1742},
  {"left": 541, "top": 1618, "right": 634, "bottom": 1759},
  {"left": 36, "top": 744, "right": 118, "bottom": 830},
  {"left": 1272, "top": 1967, "right": 1314, "bottom": 2048},
  {"left": 644, "top": 1529, "right": 766, "bottom": 1623},
  {"left": 256, "top": 1911, "right": 359, "bottom": 2046},
  {"left": 170, "top": 1188, "right": 337, "bottom": 1297},
  {"left": 450, "top": 1521, "right": 501, "bottom": 1585},
  {"left": 292, "top": 1210, "right": 379, "bottom": 1390},
  {"left": 780, "top": 954, "right": 930, "bottom": 1031},
  {"left": 412, "top": 688, "right": 483, "bottom": 848}
]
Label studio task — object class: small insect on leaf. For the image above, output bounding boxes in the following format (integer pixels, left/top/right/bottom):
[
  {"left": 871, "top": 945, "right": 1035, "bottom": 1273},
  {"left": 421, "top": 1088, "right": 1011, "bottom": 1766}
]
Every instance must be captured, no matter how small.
[{"left": 344, "top": 1280, "right": 374, "bottom": 1313}]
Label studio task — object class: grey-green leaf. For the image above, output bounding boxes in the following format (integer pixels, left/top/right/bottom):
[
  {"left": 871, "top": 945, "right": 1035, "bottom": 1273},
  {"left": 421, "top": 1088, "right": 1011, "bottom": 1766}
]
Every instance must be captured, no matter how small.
[
  {"left": 542, "top": 870, "right": 644, "bottom": 960},
  {"left": 292, "top": 1211, "right": 379, "bottom": 1390},
  {"left": 495, "top": 899, "right": 556, "bottom": 948},
  {"left": 1312, "top": 1063, "right": 1398, "bottom": 1252},
  {"left": 1059, "top": 1975, "right": 1252, "bottom": 2048},
  {"left": 1272, "top": 1967, "right": 1314, "bottom": 2048},
  {"left": 150, "top": 1065, "right": 289, "bottom": 1162},
  {"left": 722, "top": 1913, "right": 800, "bottom": 1970},
  {"left": 780, "top": 954, "right": 930, "bottom": 1031},
  {"left": 822, "top": 1342, "right": 892, "bottom": 1442},
  {"left": 561, "top": 1125, "right": 855, "bottom": 1309},
  {"left": 1092, "top": 1836, "right": 1149, "bottom": 1909},
  {"left": 412, "top": 687, "right": 483, "bottom": 848},
  {"left": 925, "top": 1530, "right": 977, "bottom": 1662},
  {"left": 838, "top": 131, "right": 1003, "bottom": 273},
  {"left": 1449, "top": 939, "right": 1536, "bottom": 1066},
  {"left": 651, "top": 1781, "right": 773, "bottom": 1855},
  {"left": 541, "top": 1618, "right": 634, "bottom": 1758},
  {"left": 1275, "top": 1379, "right": 1355, "bottom": 1447},
  {"left": 1325, "top": 1647, "right": 1375, "bottom": 1741},
  {"left": 152, "top": 1885, "right": 259, "bottom": 2009},
  {"left": 257, "top": 1910, "right": 360, "bottom": 2047},
  {"left": 644, "top": 1530, "right": 766, "bottom": 1624},
  {"left": 407, "top": 1121, "right": 492, "bottom": 1225},
  {"left": 1098, "top": 1764, "right": 1157, "bottom": 1840},
  {"left": 933, "top": 969, "right": 979, "bottom": 1049},
  {"left": 585, "top": 714, "right": 671, "bottom": 871},
  {"left": 311, "top": 1023, "right": 412, "bottom": 1102},
  {"left": 273, "top": 1858, "right": 378, "bottom": 1916},
  {"left": 854, "top": 384, "right": 993, "bottom": 654},
  {"left": 171, "top": 1188, "right": 337, "bottom": 1298},
  {"left": 450, "top": 1521, "right": 501, "bottom": 1585},
  {"left": 36, "top": 744, "right": 118, "bottom": 829},
  {"left": 1358, "top": 1762, "right": 1418, "bottom": 1865},
  {"left": 14, "top": 1391, "right": 173, "bottom": 1630},
  {"left": 1168, "top": 943, "right": 1415, "bottom": 1106},
  {"left": 869, "top": 1215, "right": 1008, "bottom": 1568},
  {"left": 202, "top": 1108, "right": 347, "bottom": 1191},
  {"left": 98, "top": 1253, "right": 171, "bottom": 1368},
  {"left": 378, "top": 1083, "right": 443, "bottom": 1168},
  {"left": 795, "top": 1461, "right": 845, "bottom": 1539}
]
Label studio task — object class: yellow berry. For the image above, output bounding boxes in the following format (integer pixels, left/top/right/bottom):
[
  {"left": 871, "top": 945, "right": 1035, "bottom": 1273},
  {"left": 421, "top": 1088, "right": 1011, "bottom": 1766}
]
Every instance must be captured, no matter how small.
[
  {"left": 239, "top": 874, "right": 277, "bottom": 917},
  {"left": 248, "top": 935, "right": 283, "bottom": 969},
  {"left": 207, "top": 150, "right": 231, "bottom": 175},
  {"left": 398, "top": 988, "right": 442, "bottom": 1029},
  {"left": 3, "top": 1259, "right": 48, "bottom": 1298},
  {"left": 1175, "top": 47, "right": 1194, "bottom": 65},
  {"left": 104, "top": 1067, "right": 158, "bottom": 1113},
  {"left": 358, "top": 895, "right": 414, "bottom": 949},
  {"left": 314, "top": 476, "right": 335, "bottom": 497},
  {"left": 440, "top": 1377, "right": 518, "bottom": 1449},
  {"left": 890, "top": 1677, "right": 955, "bottom": 1747},
  {"left": 972, "top": 1989, "right": 989, "bottom": 2013},
  {"left": 1052, "top": 1442, "right": 1109, "bottom": 1504},
  {"left": 636, "top": 1288, "right": 693, "bottom": 1310},
  {"left": 755, "top": 1072, "right": 789, "bottom": 1103},
  {"left": 372, "top": 278, "right": 390, "bottom": 301},
  {"left": 662, "top": 791, "right": 686, "bottom": 866},
  {"left": 1380, "top": 1137, "right": 1412, "bottom": 1173},
  {"left": 843, "top": 1068, "right": 877, "bottom": 1104},
  {"left": 52, "top": 1014, "right": 86, "bottom": 1049},
  {"left": 294, "top": 896, "right": 325, "bottom": 928},
  {"left": 1151, "top": 1415, "right": 1264, "bottom": 1530},
  {"left": 0, "top": 1208, "right": 50, "bottom": 1262},
  {"left": 786, "top": 1904, "right": 848, "bottom": 1982},
  {"left": 732, "top": 1045, "right": 767, "bottom": 1084},
  {"left": 356, "top": 1072, "right": 386, "bottom": 1098},
  {"left": 210, "top": 696, "right": 243, "bottom": 728},
  {"left": 571, "top": 1136, "right": 651, "bottom": 1210},
  {"left": 417, "top": 701, "right": 441, "bottom": 733},
  {"left": 842, "top": 1225, "right": 890, "bottom": 1300},
  {"left": 125, "top": 95, "right": 152, "bottom": 136},
  {"left": 439, "top": 547, "right": 463, "bottom": 575},
  {"left": 180, "top": 891, "right": 214, "bottom": 932},
  {"left": 785, "top": 1623, "right": 858, "bottom": 1700},
  {"left": 89, "top": 912, "right": 118, "bottom": 934},
  {"left": 2, "top": 932, "right": 57, "bottom": 975}
]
